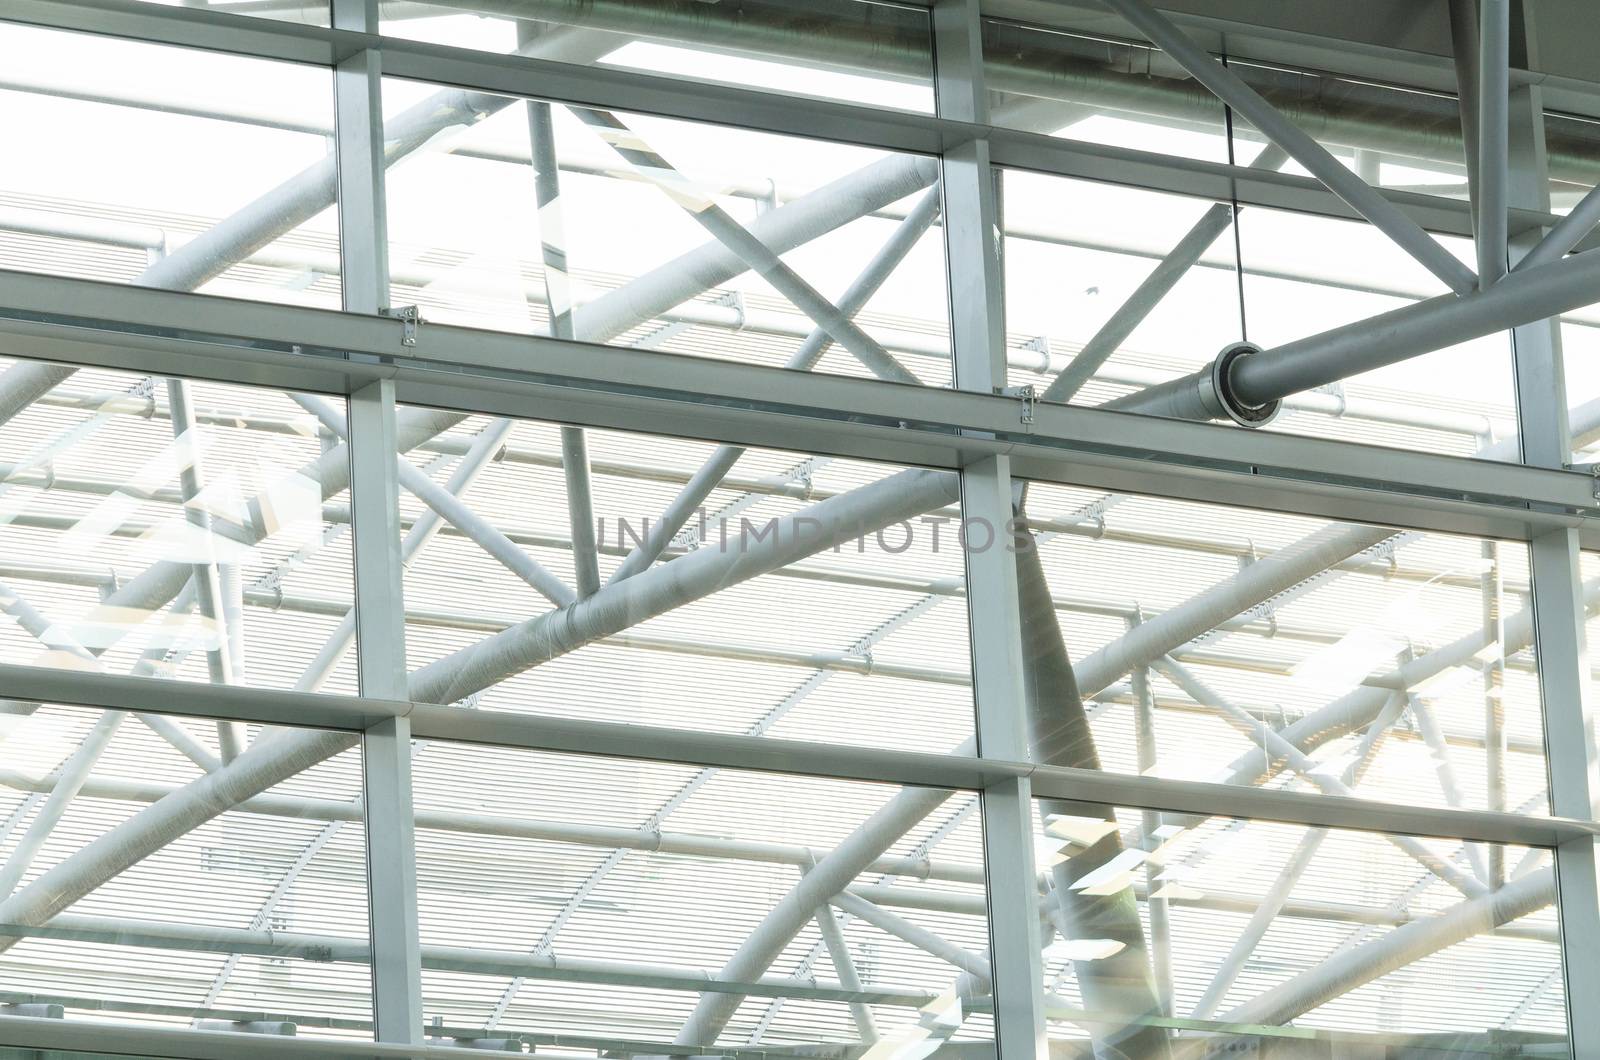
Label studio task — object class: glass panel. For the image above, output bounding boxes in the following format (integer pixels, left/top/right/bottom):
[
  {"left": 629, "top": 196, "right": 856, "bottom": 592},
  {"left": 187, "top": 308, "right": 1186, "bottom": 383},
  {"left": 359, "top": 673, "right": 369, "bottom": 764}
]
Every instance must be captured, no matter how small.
[
  {"left": 0, "top": 21, "right": 340, "bottom": 308},
  {"left": 413, "top": 743, "right": 990, "bottom": 1051},
  {"left": 0, "top": 704, "right": 369, "bottom": 1040},
  {"left": 395, "top": 411, "right": 976, "bottom": 751},
  {"left": 982, "top": 19, "right": 1230, "bottom": 159},
  {"left": 1033, "top": 803, "right": 1563, "bottom": 1054},
  {"left": 0, "top": 356, "right": 357, "bottom": 693},
  {"left": 1001, "top": 171, "right": 1242, "bottom": 406},
  {"left": 382, "top": 79, "right": 950, "bottom": 383},
  {"left": 377, "top": 0, "right": 934, "bottom": 113},
  {"left": 1016, "top": 480, "right": 1546, "bottom": 815}
]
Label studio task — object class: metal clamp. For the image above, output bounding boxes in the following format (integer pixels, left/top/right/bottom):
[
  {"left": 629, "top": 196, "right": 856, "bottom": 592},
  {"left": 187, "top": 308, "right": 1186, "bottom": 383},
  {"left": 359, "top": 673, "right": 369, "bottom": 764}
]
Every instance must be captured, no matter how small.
[
  {"left": 715, "top": 289, "right": 747, "bottom": 331},
  {"left": 1022, "top": 334, "right": 1053, "bottom": 373},
  {"left": 1570, "top": 461, "right": 1600, "bottom": 500},
  {"left": 999, "top": 384, "right": 1037, "bottom": 427},
  {"left": 381, "top": 304, "right": 422, "bottom": 348}
]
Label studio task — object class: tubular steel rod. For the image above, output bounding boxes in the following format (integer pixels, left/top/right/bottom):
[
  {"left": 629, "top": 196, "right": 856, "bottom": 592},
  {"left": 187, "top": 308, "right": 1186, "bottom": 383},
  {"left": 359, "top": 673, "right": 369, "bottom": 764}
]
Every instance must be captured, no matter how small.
[
  {"left": 605, "top": 185, "right": 943, "bottom": 585},
  {"left": 1096, "top": 0, "right": 1478, "bottom": 295},
  {"left": 1476, "top": 0, "right": 1511, "bottom": 286},
  {"left": 1109, "top": 247, "right": 1600, "bottom": 421},
  {"left": 525, "top": 87, "right": 603, "bottom": 600}
]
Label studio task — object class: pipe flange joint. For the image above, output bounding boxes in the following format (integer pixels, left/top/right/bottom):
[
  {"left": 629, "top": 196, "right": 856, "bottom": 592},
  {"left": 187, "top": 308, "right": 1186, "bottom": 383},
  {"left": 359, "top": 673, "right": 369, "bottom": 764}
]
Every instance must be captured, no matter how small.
[{"left": 1207, "top": 341, "right": 1279, "bottom": 428}]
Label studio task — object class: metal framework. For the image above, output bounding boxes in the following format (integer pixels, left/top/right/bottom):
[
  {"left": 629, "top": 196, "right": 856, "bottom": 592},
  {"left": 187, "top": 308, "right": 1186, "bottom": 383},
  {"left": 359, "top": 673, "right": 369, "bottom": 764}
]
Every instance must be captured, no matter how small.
[{"left": 0, "top": 0, "right": 1597, "bottom": 1056}]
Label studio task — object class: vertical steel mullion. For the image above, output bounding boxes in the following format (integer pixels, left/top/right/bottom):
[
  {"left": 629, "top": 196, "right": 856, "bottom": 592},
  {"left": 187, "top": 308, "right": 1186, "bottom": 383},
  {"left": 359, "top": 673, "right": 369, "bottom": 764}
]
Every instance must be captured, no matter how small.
[
  {"left": 350, "top": 379, "right": 424, "bottom": 1045},
  {"left": 1501, "top": 25, "right": 1600, "bottom": 1052},
  {"left": 334, "top": 0, "right": 423, "bottom": 1044},
  {"left": 935, "top": 3, "right": 1047, "bottom": 1057}
]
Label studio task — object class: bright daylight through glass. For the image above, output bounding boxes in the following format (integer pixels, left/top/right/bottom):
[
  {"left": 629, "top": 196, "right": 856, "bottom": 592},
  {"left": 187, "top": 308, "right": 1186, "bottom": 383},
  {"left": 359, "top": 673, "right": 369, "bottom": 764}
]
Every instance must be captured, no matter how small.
[{"left": 0, "top": 0, "right": 1595, "bottom": 1058}]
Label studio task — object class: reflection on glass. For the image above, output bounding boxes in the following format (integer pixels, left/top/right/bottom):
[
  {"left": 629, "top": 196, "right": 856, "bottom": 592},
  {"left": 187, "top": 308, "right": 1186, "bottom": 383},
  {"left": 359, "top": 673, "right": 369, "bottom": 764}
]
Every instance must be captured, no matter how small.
[
  {"left": 0, "top": 357, "right": 356, "bottom": 693},
  {"left": 412, "top": 745, "right": 990, "bottom": 1050},
  {"left": 0, "top": 21, "right": 339, "bottom": 307},
  {"left": 1017, "top": 480, "right": 1546, "bottom": 815},
  {"left": 395, "top": 410, "right": 976, "bottom": 751},
  {"left": 1034, "top": 804, "right": 1563, "bottom": 1055},
  {"left": 377, "top": 0, "right": 935, "bottom": 112},
  {"left": 0, "top": 704, "right": 369, "bottom": 1039},
  {"left": 382, "top": 79, "right": 950, "bottom": 382}
]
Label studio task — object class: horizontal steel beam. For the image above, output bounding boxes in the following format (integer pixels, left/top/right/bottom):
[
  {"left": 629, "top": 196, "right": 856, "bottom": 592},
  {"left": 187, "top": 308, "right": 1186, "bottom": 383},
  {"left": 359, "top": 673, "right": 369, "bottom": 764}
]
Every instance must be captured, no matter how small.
[
  {"left": 0, "top": 1011, "right": 866, "bottom": 1059},
  {"left": 0, "top": 271, "right": 1592, "bottom": 545},
  {"left": 0, "top": 663, "right": 1585, "bottom": 847}
]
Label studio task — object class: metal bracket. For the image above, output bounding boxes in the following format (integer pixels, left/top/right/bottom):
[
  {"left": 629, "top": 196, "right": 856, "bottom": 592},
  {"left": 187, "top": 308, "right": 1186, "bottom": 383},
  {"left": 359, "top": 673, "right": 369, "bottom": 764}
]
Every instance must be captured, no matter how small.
[
  {"left": 715, "top": 289, "right": 747, "bottom": 331},
  {"left": 1568, "top": 462, "right": 1600, "bottom": 499},
  {"left": 1021, "top": 335, "right": 1052, "bottom": 373},
  {"left": 381, "top": 304, "right": 422, "bottom": 348},
  {"left": 1000, "top": 384, "right": 1037, "bottom": 427}
]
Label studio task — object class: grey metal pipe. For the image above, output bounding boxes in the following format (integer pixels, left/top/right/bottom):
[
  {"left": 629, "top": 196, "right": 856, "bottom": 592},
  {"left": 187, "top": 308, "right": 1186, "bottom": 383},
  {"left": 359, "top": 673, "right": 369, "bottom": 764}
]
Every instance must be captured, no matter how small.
[
  {"left": 1110, "top": 246, "right": 1600, "bottom": 422},
  {"left": 1098, "top": 0, "right": 1477, "bottom": 296},
  {"left": 77, "top": 408, "right": 467, "bottom": 675}
]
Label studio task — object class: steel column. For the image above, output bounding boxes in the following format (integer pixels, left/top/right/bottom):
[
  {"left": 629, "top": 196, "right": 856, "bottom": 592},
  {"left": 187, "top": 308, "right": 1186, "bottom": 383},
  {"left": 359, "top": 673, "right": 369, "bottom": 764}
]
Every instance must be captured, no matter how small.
[
  {"left": 349, "top": 380, "right": 425, "bottom": 1047},
  {"left": 335, "top": 0, "right": 424, "bottom": 1043},
  {"left": 937, "top": 1, "right": 1049, "bottom": 1054},
  {"left": 1504, "top": 32, "right": 1600, "bottom": 1051}
]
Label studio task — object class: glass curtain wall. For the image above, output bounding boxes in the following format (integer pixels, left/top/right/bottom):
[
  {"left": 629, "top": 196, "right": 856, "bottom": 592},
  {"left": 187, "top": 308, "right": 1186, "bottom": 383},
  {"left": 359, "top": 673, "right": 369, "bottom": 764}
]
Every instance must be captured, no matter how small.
[{"left": 0, "top": 1, "right": 1590, "bottom": 1058}]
